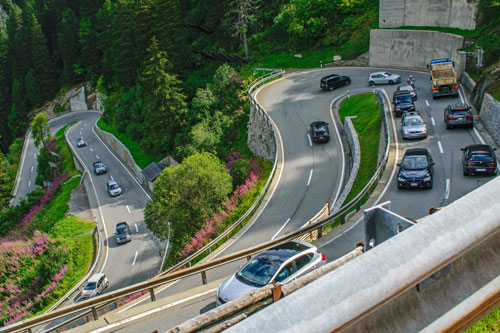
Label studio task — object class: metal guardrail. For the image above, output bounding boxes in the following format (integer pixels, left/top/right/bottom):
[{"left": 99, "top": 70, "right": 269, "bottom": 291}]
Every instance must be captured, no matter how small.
[{"left": 0, "top": 79, "right": 392, "bottom": 333}]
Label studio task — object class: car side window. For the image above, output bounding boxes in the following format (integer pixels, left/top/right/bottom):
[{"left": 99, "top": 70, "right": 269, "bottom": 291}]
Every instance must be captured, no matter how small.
[
  {"left": 275, "top": 262, "right": 296, "bottom": 283},
  {"left": 295, "top": 254, "right": 313, "bottom": 271}
]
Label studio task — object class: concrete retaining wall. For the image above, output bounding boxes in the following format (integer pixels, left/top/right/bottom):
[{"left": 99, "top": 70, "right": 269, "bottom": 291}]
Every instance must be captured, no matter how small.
[
  {"left": 460, "top": 71, "right": 476, "bottom": 93},
  {"left": 94, "top": 126, "right": 145, "bottom": 184},
  {"left": 479, "top": 94, "right": 500, "bottom": 145},
  {"left": 247, "top": 98, "right": 275, "bottom": 161},
  {"left": 369, "top": 29, "right": 465, "bottom": 78},
  {"left": 379, "top": 0, "right": 477, "bottom": 30}
]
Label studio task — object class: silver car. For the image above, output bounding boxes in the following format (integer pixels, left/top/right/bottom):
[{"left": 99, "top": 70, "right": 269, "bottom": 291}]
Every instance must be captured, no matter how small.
[
  {"left": 401, "top": 112, "right": 427, "bottom": 139},
  {"left": 81, "top": 273, "right": 109, "bottom": 300},
  {"left": 397, "top": 85, "right": 417, "bottom": 101},
  {"left": 216, "top": 240, "right": 326, "bottom": 306},
  {"left": 107, "top": 177, "right": 122, "bottom": 196},
  {"left": 368, "top": 72, "right": 401, "bottom": 85}
]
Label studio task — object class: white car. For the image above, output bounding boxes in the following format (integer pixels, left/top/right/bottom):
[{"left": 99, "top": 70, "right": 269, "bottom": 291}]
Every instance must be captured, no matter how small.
[
  {"left": 81, "top": 273, "right": 109, "bottom": 300},
  {"left": 368, "top": 72, "right": 401, "bottom": 85}
]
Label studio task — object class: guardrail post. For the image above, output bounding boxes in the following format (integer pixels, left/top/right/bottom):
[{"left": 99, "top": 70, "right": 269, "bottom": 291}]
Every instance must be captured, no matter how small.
[
  {"left": 91, "top": 306, "right": 98, "bottom": 321},
  {"left": 356, "top": 201, "right": 361, "bottom": 211},
  {"left": 201, "top": 271, "right": 208, "bottom": 285},
  {"left": 341, "top": 214, "right": 346, "bottom": 224},
  {"left": 149, "top": 287, "right": 156, "bottom": 302},
  {"left": 317, "top": 226, "right": 323, "bottom": 239}
]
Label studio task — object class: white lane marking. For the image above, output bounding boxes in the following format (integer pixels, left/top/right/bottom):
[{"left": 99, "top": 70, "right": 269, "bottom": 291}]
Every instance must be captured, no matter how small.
[
  {"left": 80, "top": 131, "right": 82, "bottom": 135},
  {"left": 473, "top": 127, "right": 486, "bottom": 144},
  {"left": 90, "top": 148, "right": 94, "bottom": 152},
  {"left": 31, "top": 166, "right": 34, "bottom": 172},
  {"left": 109, "top": 288, "right": 218, "bottom": 329},
  {"left": 438, "top": 141, "right": 444, "bottom": 154},
  {"left": 307, "top": 169, "right": 313, "bottom": 187},
  {"left": 132, "top": 251, "right": 138, "bottom": 266},
  {"left": 444, "top": 179, "right": 450, "bottom": 200},
  {"left": 126, "top": 205, "right": 131, "bottom": 213},
  {"left": 431, "top": 117, "right": 435, "bottom": 126},
  {"left": 28, "top": 181, "right": 31, "bottom": 187},
  {"left": 425, "top": 100, "right": 430, "bottom": 107},
  {"left": 34, "top": 153, "right": 36, "bottom": 159},
  {"left": 307, "top": 134, "right": 312, "bottom": 147},
  {"left": 135, "top": 223, "right": 138, "bottom": 233},
  {"left": 96, "top": 155, "right": 100, "bottom": 160},
  {"left": 271, "top": 218, "right": 291, "bottom": 240}
]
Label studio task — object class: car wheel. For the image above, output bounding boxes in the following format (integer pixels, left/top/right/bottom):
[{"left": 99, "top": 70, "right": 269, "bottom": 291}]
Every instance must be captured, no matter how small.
[
  {"left": 369, "top": 81, "right": 375, "bottom": 86},
  {"left": 446, "top": 123, "right": 451, "bottom": 129},
  {"left": 346, "top": 79, "right": 351, "bottom": 85},
  {"left": 429, "top": 180, "right": 433, "bottom": 189},
  {"left": 469, "top": 123, "right": 474, "bottom": 129},
  {"left": 389, "top": 80, "right": 394, "bottom": 85},
  {"left": 463, "top": 169, "right": 468, "bottom": 176},
  {"left": 329, "top": 86, "right": 334, "bottom": 91}
]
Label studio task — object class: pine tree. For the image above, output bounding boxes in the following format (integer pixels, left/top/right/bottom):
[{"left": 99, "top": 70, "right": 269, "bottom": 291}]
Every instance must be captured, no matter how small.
[
  {"left": 24, "top": 69, "right": 39, "bottom": 108},
  {"left": 0, "top": 150, "right": 13, "bottom": 208},
  {"left": 79, "top": 16, "right": 101, "bottom": 80},
  {"left": 8, "top": 78, "right": 27, "bottom": 138},
  {"left": 0, "top": 29, "right": 12, "bottom": 152},
  {"left": 58, "top": 8, "right": 81, "bottom": 84}
]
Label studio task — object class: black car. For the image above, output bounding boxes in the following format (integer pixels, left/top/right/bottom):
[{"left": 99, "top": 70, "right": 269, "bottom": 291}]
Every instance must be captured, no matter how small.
[
  {"left": 320, "top": 74, "right": 351, "bottom": 91},
  {"left": 115, "top": 222, "right": 131, "bottom": 244},
  {"left": 444, "top": 103, "right": 473, "bottom": 129},
  {"left": 397, "top": 148, "right": 434, "bottom": 189},
  {"left": 392, "top": 91, "right": 415, "bottom": 117},
  {"left": 461, "top": 144, "right": 497, "bottom": 176},
  {"left": 310, "top": 121, "right": 330, "bottom": 143},
  {"left": 93, "top": 161, "right": 107, "bottom": 175}
]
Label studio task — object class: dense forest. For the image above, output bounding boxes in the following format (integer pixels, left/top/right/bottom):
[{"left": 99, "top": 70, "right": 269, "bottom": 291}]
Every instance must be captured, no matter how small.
[{"left": 0, "top": 0, "right": 379, "bottom": 157}]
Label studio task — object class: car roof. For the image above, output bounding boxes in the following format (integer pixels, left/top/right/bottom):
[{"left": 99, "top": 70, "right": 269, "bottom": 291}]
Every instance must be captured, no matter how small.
[
  {"left": 94, "top": 161, "right": 103, "bottom": 165},
  {"left": 467, "top": 144, "right": 493, "bottom": 153},
  {"left": 321, "top": 74, "right": 339, "bottom": 80},
  {"left": 88, "top": 273, "right": 105, "bottom": 282},
  {"left": 107, "top": 179, "right": 118, "bottom": 185},
  {"left": 394, "top": 91, "right": 411, "bottom": 96},
  {"left": 311, "top": 121, "right": 328, "bottom": 127},
  {"left": 256, "top": 241, "right": 314, "bottom": 264},
  {"left": 403, "top": 112, "right": 422, "bottom": 119},
  {"left": 447, "top": 103, "right": 470, "bottom": 110},
  {"left": 404, "top": 148, "right": 430, "bottom": 157},
  {"left": 398, "top": 85, "right": 413, "bottom": 90}
]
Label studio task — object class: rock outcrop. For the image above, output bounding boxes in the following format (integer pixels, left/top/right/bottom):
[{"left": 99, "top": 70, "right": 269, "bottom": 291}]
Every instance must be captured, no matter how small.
[{"left": 470, "top": 62, "right": 500, "bottom": 110}]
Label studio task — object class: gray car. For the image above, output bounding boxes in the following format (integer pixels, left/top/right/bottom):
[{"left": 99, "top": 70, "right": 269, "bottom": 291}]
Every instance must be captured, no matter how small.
[
  {"left": 216, "top": 240, "right": 326, "bottom": 306},
  {"left": 368, "top": 72, "right": 401, "bottom": 85},
  {"left": 401, "top": 112, "right": 427, "bottom": 139},
  {"left": 107, "top": 177, "right": 122, "bottom": 196}
]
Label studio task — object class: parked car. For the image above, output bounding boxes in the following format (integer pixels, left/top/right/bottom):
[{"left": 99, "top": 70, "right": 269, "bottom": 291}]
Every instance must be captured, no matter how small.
[
  {"left": 107, "top": 177, "right": 122, "bottom": 196},
  {"left": 392, "top": 91, "right": 415, "bottom": 117},
  {"left": 93, "top": 161, "right": 107, "bottom": 175},
  {"left": 216, "top": 240, "right": 326, "bottom": 306},
  {"left": 461, "top": 144, "right": 497, "bottom": 176},
  {"left": 397, "top": 148, "right": 434, "bottom": 189},
  {"left": 81, "top": 273, "right": 109, "bottom": 300},
  {"left": 76, "top": 138, "right": 87, "bottom": 147},
  {"left": 444, "top": 103, "right": 473, "bottom": 129},
  {"left": 115, "top": 222, "right": 131, "bottom": 244},
  {"left": 401, "top": 112, "right": 427, "bottom": 139},
  {"left": 368, "top": 72, "right": 401, "bottom": 85},
  {"left": 397, "top": 85, "right": 417, "bottom": 101},
  {"left": 320, "top": 74, "right": 351, "bottom": 91},
  {"left": 310, "top": 121, "right": 330, "bottom": 143}
]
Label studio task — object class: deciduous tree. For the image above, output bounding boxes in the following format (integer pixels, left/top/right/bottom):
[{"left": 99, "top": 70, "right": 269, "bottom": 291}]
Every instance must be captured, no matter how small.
[{"left": 31, "top": 112, "right": 50, "bottom": 148}]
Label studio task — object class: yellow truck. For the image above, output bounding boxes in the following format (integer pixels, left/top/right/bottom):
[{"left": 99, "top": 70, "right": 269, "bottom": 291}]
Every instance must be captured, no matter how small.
[{"left": 429, "top": 58, "right": 459, "bottom": 99}]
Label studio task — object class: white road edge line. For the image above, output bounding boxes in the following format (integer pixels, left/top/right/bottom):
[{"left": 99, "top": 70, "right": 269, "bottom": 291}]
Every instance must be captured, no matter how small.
[
  {"left": 132, "top": 251, "right": 138, "bottom": 266},
  {"left": 444, "top": 179, "right": 451, "bottom": 200},
  {"left": 438, "top": 141, "right": 444, "bottom": 154},
  {"left": 90, "top": 148, "right": 94, "bottom": 152},
  {"left": 96, "top": 155, "right": 100, "bottom": 160},
  {"left": 126, "top": 205, "right": 131, "bottom": 213},
  {"left": 425, "top": 100, "right": 430, "bottom": 107},
  {"left": 307, "top": 133, "right": 312, "bottom": 147},
  {"left": 34, "top": 153, "right": 36, "bottom": 159},
  {"left": 431, "top": 117, "right": 436, "bottom": 126},
  {"left": 306, "top": 169, "right": 313, "bottom": 187},
  {"left": 135, "top": 223, "right": 138, "bottom": 233},
  {"left": 271, "top": 218, "right": 291, "bottom": 240},
  {"left": 28, "top": 181, "right": 31, "bottom": 187},
  {"left": 102, "top": 288, "right": 218, "bottom": 332},
  {"left": 31, "top": 166, "right": 34, "bottom": 172}
]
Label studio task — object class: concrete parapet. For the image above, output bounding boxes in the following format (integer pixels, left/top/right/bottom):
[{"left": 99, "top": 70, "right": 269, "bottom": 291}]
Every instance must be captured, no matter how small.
[
  {"left": 93, "top": 125, "right": 145, "bottom": 185},
  {"left": 461, "top": 71, "right": 476, "bottom": 93},
  {"left": 369, "top": 29, "right": 465, "bottom": 77},
  {"left": 379, "top": 0, "right": 477, "bottom": 30},
  {"left": 479, "top": 94, "right": 500, "bottom": 146}
]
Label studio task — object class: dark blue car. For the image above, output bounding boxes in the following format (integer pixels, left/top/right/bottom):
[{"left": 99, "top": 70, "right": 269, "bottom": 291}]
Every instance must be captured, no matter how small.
[{"left": 397, "top": 148, "right": 434, "bottom": 189}]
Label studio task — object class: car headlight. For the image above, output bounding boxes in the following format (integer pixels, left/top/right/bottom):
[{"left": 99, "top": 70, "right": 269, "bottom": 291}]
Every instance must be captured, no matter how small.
[
  {"left": 398, "top": 177, "right": 405, "bottom": 182},
  {"left": 422, "top": 128, "right": 427, "bottom": 133},
  {"left": 424, "top": 175, "right": 431, "bottom": 181},
  {"left": 403, "top": 130, "right": 409, "bottom": 134}
]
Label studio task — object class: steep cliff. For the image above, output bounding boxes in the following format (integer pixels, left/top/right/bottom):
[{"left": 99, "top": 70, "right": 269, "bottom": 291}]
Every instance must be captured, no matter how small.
[{"left": 471, "top": 62, "right": 500, "bottom": 110}]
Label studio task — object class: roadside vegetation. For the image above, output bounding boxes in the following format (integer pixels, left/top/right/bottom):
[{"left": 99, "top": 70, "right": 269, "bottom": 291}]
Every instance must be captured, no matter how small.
[{"left": 0, "top": 123, "right": 94, "bottom": 325}]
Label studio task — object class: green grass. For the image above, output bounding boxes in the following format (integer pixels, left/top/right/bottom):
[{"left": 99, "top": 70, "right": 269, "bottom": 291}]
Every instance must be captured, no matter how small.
[
  {"left": 391, "top": 26, "right": 480, "bottom": 38},
  {"left": 55, "top": 123, "right": 81, "bottom": 178},
  {"left": 468, "top": 307, "right": 500, "bottom": 332},
  {"left": 97, "top": 119, "right": 156, "bottom": 169}
]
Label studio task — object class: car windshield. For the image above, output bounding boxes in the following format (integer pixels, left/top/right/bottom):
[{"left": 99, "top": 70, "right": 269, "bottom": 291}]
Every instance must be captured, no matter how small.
[
  {"left": 470, "top": 153, "right": 493, "bottom": 162},
  {"left": 401, "top": 156, "right": 428, "bottom": 170},
  {"left": 315, "top": 128, "right": 327, "bottom": 136},
  {"left": 403, "top": 118, "right": 424, "bottom": 126},
  {"left": 395, "top": 95, "right": 412, "bottom": 103},
  {"left": 236, "top": 256, "right": 282, "bottom": 287},
  {"left": 109, "top": 183, "right": 119, "bottom": 190},
  {"left": 95, "top": 163, "right": 103, "bottom": 168},
  {"left": 117, "top": 225, "right": 128, "bottom": 233},
  {"left": 84, "top": 282, "right": 96, "bottom": 290}
]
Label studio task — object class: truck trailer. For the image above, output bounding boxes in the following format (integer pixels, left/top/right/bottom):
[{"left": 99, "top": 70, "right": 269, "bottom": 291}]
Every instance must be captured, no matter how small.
[{"left": 429, "top": 58, "right": 459, "bottom": 99}]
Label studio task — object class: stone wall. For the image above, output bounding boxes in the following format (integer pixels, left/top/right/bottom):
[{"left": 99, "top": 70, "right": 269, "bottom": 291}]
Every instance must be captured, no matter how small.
[
  {"left": 247, "top": 94, "right": 276, "bottom": 161},
  {"left": 379, "top": 0, "right": 477, "bottom": 30},
  {"left": 460, "top": 71, "right": 476, "bottom": 94},
  {"left": 479, "top": 94, "right": 500, "bottom": 145},
  {"left": 94, "top": 125, "right": 145, "bottom": 184},
  {"left": 369, "top": 29, "right": 466, "bottom": 78},
  {"left": 0, "top": 4, "right": 7, "bottom": 26}
]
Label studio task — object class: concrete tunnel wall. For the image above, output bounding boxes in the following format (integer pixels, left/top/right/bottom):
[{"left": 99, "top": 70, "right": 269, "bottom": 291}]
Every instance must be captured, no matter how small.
[{"left": 379, "top": 0, "right": 477, "bottom": 30}]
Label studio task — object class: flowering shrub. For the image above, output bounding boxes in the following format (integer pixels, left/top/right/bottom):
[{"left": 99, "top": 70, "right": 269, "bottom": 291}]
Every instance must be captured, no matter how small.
[
  {"left": 179, "top": 158, "right": 262, "bottom": 258},
  {"left": 225, "top": 152, "right": 242, "bottom": 171}
]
